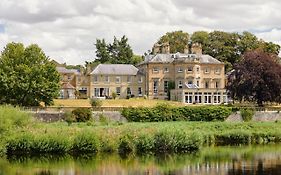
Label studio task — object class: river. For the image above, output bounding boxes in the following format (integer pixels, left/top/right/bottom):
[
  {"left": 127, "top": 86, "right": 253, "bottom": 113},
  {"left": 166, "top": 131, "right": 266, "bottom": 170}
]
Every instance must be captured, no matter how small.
[{"left": 1, "top": 144, "right": 281, "bottom": 175}]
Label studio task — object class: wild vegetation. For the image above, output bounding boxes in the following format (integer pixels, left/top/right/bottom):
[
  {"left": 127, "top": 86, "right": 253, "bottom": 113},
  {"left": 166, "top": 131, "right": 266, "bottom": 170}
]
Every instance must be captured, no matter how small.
[{"left": 2, "top": 105, "right": 281, "bottom": 157}]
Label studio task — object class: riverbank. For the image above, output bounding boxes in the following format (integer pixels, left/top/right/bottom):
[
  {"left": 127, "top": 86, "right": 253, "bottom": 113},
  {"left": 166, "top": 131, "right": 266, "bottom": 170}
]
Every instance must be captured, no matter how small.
[{"left": 2, "top": 105, "right": 281, "bottom": 156}]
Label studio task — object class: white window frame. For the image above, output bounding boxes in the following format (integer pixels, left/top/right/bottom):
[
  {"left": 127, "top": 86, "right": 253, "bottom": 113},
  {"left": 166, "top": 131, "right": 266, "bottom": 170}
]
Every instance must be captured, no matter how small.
[
  {"left": 116, "top": 87, "right": 121, "bottom": 95},
  {"left": 138, "top": 76, "right": 142, "bottom": 83},
  {"left": 164, "top": 80, "right": 169, "bottom": 93},
  {"left": 105, "top": 75, "right": 109, "bottom": 83},
  {"left": 178, "top": 80, "right": 183, "bottom": 89},
  {"left": 178, "top": 67, "right": 183, "bottom": 73},
  {"left": 93, "top": 75, "right": 98, "bottom": 83},
  {"left": 153, "top": 80, "right": 158, "bottom": 94},
  {"left": 164, "top": 67, "right": 169, "bottom": 73},
  {"left": 138, "top": 87, "right": 142, "bottom": 96},
  {"left": 215, "top": 68, "right": 221, "bottom": 74},
  {"left": 187, "top": 66, "right": 193, "bottom": 72},
  {"left": 127, "top": 76, "right": 131, "bottom": 83},
  {"left": 153, "top": 67, "right": 159, "bottom": 73},
  {"left": 116, "top": 76, "right": 121, "bottom": 84}
]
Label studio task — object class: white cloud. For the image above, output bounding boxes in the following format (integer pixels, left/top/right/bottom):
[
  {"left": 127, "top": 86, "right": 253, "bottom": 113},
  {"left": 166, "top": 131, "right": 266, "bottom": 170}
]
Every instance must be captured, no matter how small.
[{"left": 0, "top": 0, "right": 280, "bottom": 64}]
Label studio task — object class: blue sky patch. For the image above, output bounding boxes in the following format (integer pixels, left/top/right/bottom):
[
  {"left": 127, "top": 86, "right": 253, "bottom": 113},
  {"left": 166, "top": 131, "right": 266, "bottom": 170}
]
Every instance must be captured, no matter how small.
[{"left": 0, "top": 24, "right": 5, "bottom": 33}]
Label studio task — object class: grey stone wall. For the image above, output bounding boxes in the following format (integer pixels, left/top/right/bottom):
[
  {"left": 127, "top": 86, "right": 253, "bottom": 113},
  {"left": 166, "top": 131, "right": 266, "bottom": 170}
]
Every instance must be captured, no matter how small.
[
  {"left": 226, "top": 111, "right": 281, "bottom": 122},
  {"left": 32, "top": 111, "right": 126, "bottom": 122}
]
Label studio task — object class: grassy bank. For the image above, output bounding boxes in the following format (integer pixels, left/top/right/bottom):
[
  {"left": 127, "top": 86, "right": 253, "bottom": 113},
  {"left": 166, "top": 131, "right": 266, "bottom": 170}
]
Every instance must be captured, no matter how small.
[{"left": 2, "top": 106, "right": 281, "bottom": 156}]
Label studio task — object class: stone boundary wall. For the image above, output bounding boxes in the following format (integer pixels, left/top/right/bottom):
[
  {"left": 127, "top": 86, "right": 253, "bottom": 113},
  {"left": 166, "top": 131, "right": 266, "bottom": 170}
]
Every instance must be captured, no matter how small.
[
  {"left": 33, "top": 111, "right": 281, "bottom": 122},
  {"left": 32, "top": 111, "right": 126, "bottom": 122},
  {"left": 226, "top": 111, "right": 281, "bottom": 122}
]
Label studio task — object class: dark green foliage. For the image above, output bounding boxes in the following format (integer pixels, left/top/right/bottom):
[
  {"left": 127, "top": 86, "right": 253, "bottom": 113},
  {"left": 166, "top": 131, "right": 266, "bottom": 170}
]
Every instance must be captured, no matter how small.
[
  {"left": 240, "top": 108, "right": 255, "bottom": 122},
  {"left": 0, "top": 42, "right": 60, "bottom": 106},
  {"left": 94, "top": 36, "right": 142, "bottom": 65},
  {"left": 90, "top": 98, "right": 102, "bottom": 108},
  {"left": 118, "top": 135, "right": 134, "bottom": 154},
  {"left": 72, "top": 132, "right": 100, "bottom": 153},
  {"left": 215, "top": 130, "right": 252, "bottom": 146},
  {"left": 122, "top": 105, "right": 232, "bottom": 122},
  {"left": 71, "top": 108, "right": 92, "bottom": 122}
]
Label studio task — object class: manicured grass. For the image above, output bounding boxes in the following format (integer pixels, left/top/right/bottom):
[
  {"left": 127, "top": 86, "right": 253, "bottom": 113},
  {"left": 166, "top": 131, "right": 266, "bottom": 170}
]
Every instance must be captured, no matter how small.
[{"left": 53, "top": 98, "right": 185, "bottom": 107}]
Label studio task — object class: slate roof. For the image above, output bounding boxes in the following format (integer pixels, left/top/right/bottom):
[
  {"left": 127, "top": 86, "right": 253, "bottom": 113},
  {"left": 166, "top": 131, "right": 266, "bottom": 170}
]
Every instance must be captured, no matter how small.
[
  {"left": 142, "top": 53, "right": 222, "bottom": 64},
  {"left": 90, "top": 64, "right": 139, "bottom": 75},
  {"left": 56, "top": 67, "right": 80, "bottom": 75}
]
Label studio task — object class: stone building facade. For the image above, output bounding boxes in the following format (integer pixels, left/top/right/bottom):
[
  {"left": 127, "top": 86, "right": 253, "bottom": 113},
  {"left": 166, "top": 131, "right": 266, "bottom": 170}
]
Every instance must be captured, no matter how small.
[{"left": 56, "top": 43, "right": 228, "bottom": 104}]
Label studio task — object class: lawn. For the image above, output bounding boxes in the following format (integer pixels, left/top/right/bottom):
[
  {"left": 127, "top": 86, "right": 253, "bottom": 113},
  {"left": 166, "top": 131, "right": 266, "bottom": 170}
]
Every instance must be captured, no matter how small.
[{"left": 53, "top": 98, "right": 186, "bottom": 107}]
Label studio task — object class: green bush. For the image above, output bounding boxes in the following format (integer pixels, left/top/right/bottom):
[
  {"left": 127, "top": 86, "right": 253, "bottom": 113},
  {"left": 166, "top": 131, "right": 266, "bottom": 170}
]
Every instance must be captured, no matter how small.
[
  {"left": 118, "top": 134, "right": 134, "bottom": 154},
  {"left": 72, "top": 108, "right": 92, "bottom": 122},
  {"left": 122, "top": 106, "right": 233, "bottom": 122},
  {"left": 90, "top": 98, "right": 102, "bottom": 108},
  {"left": 72, "top": 131, "right": 100, "bottom": 153},
  {"left": 64, "top": 111, "right": 75, "bottom": 125},
  {"left": 112, "top": 92, "right": 117, "bottom": 99},
  {"left": 240, "top": 108, "right": 255, "bottom": 122}
]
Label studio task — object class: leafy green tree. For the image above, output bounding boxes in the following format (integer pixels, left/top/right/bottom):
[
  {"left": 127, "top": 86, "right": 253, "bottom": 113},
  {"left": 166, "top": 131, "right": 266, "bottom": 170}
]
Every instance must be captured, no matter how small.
[
  {"left": 190, "top": 31, "right": 209, "bottom": 47},
  {"left": 227, "top": 50, "right": 281, "bottom": 106},
  {"left": 0, "top": 42, "right": 60, "bottom": 106},
  {"left": 95, "top": 35, "right": 139, "bottom": 65},
  {"left": 157, "top": 30, "right": 189, "bottom": 53}
]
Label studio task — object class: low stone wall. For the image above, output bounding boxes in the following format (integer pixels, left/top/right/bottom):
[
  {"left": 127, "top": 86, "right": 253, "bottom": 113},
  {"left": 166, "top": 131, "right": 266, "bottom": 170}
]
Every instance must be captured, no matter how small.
[
  {"left": 32, "top": 111, "right": 126, "bottom": 122},
  {"left": 226, "top": 111, "right": 281, "bottom": 122},
  {"left": 92, "top": 111, "right": 127, "bottom": 122},
  {"left": 32, "top": 111, "right": 65, "bottom": 122}
]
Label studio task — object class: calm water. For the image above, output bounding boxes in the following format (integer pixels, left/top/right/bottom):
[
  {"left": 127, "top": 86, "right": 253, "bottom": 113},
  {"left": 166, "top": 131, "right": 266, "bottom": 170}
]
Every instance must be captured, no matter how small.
[{"left": 2, "top": 145, "right": 281, "bottom": 175}]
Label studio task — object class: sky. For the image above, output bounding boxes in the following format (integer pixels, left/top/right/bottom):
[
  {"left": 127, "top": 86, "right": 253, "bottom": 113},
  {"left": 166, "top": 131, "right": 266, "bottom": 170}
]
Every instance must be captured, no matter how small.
[{"left": 0, "top": 0, "right": 280, "bottom": 65}]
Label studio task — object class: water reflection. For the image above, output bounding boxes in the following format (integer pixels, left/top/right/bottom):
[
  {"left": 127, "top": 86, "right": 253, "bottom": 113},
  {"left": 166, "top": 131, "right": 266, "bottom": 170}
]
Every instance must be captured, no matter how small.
[{"left": 2, "top": 145, "right": 281, "bottom": 175}]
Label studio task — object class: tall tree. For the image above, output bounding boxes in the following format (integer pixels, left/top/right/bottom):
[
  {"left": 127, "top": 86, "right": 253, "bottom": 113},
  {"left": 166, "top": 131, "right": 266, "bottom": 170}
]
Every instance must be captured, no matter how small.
[
  {"left": 95, "top": 35, "right": 138, "bottom": 65},
  {"left": 157, "top": 31, "right": 189, "bottom": 53},
  {"left": 227, "top": 50, "right": 281, "bottom": 106},
  {"left": 95, "top": 38, "right": 111, "bottom": 63},
  {"left": 0, "top": 42, "right": 60, "bottom": 106}
]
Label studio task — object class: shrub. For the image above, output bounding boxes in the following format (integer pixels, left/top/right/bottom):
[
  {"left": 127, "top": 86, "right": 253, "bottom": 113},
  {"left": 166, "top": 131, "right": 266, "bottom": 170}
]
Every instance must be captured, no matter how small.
[
  {"left": 122, "top": 106, "right": 233, "bottom": 122},
  {"left": 118, "top": 134, "right": 134, "bottom": 155},
  {"left": 72, "top": 108, "right": 92, "bottom": 122},
  {"left": 240, "top": 108, "right": 255, "bottom": 122},
  {"left": 64, "top": 111, "right": 75, "bottom": 125},
  {"left": 112, "top": 92, "right": 117, "bottom": 100},
  {"left": 134, "top": 134, "right": 154, "bottom": 154},
  {"left": 90, "top": 98, "right": 102, "bottom": 109},
  {"left": 99, "top": 114, "right": 109, "bottom": 125},
  {"left": 72, "top": 131, "right": 100, "bottom": 153}
]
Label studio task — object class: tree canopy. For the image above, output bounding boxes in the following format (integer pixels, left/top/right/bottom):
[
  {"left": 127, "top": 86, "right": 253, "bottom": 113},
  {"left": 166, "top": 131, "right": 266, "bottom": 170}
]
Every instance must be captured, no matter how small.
[
  {"left": 227, "top": 50, "right": 281, "bottom": 106},
  {"left": 94, "top": 35, "right": 142, "bottom": 65},
  {"left": 0, "top": 42, "right": 60, "bottom": 106},
  {"left": 158, "top": 31, "right": 189, "bottom": 53},
  {"left": 156, "top": 30, "right": 280, "bottom": 71}
]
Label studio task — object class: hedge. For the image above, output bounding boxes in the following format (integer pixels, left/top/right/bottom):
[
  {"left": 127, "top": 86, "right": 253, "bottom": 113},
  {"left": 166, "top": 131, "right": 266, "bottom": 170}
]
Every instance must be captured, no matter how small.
[{"left": 121, "top": 104, "right": 233, "bottom": 122}]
